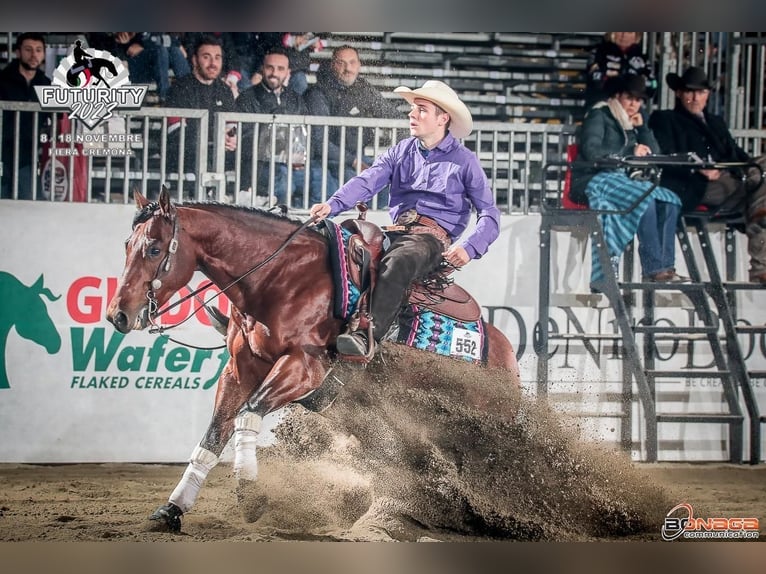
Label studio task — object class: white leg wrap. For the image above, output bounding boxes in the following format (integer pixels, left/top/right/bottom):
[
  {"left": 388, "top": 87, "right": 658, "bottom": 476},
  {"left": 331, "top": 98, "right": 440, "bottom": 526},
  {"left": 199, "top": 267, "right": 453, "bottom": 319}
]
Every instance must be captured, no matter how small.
[
  {"left": 168, "top": 445, "right": 219, "bottom": 513},
  {"left": 233, "top": 412, "right": 262, "bottom": 482}
]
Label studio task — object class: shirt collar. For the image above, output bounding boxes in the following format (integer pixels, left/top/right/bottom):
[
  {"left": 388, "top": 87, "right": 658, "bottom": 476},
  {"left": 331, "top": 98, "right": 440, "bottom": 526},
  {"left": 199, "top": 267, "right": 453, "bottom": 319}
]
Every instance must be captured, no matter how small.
[{"left": 416, "top": 132, "right": 457, "bottom": 155}]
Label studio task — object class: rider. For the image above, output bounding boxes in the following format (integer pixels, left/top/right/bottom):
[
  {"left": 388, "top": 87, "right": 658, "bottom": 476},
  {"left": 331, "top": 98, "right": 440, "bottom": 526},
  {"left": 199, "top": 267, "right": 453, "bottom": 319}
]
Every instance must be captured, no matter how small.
[
  {"left": 309, "top": 80, "right": 501, "bottom": 357},
  {"left": 72, "top": 39, "right": 93, "bottom": 68}
]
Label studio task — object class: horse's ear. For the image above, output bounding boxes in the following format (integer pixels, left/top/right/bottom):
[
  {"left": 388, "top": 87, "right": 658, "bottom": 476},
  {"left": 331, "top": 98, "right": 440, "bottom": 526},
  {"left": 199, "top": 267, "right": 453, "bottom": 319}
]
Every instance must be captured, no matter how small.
[
  {"left": 158, "top": 185, "right": 174, "bottom": 217},
  {"left": 31, "top": 274, "right": 45, "bottom": 291},
  {"left": 134, "top": 189, "right": 149, "bottom": 210}
]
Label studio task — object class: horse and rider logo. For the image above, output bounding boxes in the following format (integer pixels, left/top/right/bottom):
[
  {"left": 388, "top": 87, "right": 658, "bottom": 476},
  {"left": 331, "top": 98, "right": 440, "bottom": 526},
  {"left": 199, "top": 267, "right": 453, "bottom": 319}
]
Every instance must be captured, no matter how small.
[
  {"left": 0, "top": 272, "right": 61, "bottom": 389},
  {"left": 35, "top": 40, "right": 147, "bottom": 129}
]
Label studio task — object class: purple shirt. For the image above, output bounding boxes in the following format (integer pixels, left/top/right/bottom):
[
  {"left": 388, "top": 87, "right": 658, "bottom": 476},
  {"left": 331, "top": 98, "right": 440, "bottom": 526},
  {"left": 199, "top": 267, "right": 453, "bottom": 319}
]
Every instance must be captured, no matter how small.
[{"left": 327, "top": 133, "right": 500, "bottom": 259}]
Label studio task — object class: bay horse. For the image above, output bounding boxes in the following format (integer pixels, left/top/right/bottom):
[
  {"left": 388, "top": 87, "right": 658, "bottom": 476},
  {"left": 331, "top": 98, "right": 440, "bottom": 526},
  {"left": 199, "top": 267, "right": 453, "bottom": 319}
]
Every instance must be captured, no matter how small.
[{"left": 106, "top": 186, "right": 519, "bottom": 532}]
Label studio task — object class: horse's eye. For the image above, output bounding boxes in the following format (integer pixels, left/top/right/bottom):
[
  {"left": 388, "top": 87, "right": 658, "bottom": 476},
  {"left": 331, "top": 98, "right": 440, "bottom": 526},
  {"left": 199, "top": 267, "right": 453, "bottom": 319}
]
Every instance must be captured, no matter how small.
[{"left": 148, "top": 246, "right": 162, "bottom": 257}]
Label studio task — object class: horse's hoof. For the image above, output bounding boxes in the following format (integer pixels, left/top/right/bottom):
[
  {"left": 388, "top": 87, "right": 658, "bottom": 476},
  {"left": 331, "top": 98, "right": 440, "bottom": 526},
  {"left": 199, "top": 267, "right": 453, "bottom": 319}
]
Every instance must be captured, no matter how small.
[{"left": 149, "top": 502, "right": 183, "bottom": 533}]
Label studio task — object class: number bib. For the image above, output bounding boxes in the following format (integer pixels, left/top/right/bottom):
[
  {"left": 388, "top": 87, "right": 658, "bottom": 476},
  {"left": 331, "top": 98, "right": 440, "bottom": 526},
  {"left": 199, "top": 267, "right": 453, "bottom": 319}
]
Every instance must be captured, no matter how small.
[{"left": 449, "top": 327, "right": 482, "bottom": 361}]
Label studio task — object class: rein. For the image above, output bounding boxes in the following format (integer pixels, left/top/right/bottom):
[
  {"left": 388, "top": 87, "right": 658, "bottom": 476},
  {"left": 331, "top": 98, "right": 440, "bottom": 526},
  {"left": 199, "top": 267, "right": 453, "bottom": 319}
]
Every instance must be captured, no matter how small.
[{"left": 145, "top": 210, "right": 318, "bottom": 342}]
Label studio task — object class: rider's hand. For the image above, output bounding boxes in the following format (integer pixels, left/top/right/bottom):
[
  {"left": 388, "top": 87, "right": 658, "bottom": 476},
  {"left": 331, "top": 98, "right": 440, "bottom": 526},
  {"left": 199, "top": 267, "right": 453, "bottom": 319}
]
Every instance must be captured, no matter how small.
[
  {"left": 310, "top": 203, "right": 332, "bottom": 221},
  {"left": 443, "top": 245, "right": 470, "bottom": 268}
]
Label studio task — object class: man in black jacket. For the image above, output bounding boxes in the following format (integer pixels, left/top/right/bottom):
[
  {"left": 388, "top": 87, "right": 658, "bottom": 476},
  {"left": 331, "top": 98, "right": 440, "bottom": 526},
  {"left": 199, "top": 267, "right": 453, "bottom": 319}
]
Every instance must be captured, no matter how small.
[
  {"left": 304, "top": 45, "right": 401, "bottom": 207},
  {"left": 0, "top": 32, "right": 51, "bottom": 199},
  {"left": 164, "top": 35, "right": 237, "bottom": 177},
  {"left": 236, "top": 47, "right": 321, "bottom": 208},
  {"left": 650, "top": 66, "right": 766, "bottom": 283}
]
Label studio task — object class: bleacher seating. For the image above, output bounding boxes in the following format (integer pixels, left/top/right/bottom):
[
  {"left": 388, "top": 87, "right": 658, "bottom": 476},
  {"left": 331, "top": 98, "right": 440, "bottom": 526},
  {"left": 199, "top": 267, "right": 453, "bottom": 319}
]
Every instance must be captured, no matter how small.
[
  {"left": 318, "top": 32, "right": 599, "bottom": 124},
  {"left": 0, "top": 32, "right": 604, "bottom": 125}
]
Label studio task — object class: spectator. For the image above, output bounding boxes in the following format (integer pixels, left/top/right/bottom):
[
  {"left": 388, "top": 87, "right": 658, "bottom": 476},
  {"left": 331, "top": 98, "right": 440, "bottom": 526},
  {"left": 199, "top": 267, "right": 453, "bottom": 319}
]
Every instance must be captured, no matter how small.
[
  {"left": 180, "top": 33, "right": 282, "bottom": 96},
  {"left": 234, "top": 33, "right": 326, "bottom": 96},
  {"left": 583, "top": 32, "right": 657, "bottom": 112},
  {"left": 309, "top": 80, "right": 500, "bottom": 358},
  {"left": 304, "top": 44, "right": 401, "bottom": 204},
  {"left": 236, "top": 47, "right": 322, "bottom": 208},
  {"left": 281, "top": 33, "right": 327, "bottom": 95},
  {"left": 164, "top": 34, "right": 238, "bottom": 176},
  {"left": 0, "top": 32, "right": 51, "bottom": 200},
  {"left": 571, "top": 75, "right": 686, "bottom": 291},
  {"left": 649, "top": 66, "right": 766, "bottom": 284}
]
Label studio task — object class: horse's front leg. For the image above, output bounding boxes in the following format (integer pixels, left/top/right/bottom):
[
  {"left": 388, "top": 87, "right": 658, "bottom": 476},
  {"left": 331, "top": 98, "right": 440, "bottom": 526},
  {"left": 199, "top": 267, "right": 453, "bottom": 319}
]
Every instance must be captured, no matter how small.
[
  {"left": 150, "top": 351, "right": 267, "bottom": 532},
  {"left": 230, "top": 350, "right": 327, "bottom": 489}
]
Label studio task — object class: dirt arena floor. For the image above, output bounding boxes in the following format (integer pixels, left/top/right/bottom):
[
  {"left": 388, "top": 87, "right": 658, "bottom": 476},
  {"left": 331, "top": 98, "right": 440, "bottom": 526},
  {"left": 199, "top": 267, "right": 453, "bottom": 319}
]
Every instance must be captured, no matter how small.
[
  {"left": 2, "top": 346, "right": 765, "bottom": 543},
  {"left": 0, "top": 461, "right": 764, "bottom": 542}
]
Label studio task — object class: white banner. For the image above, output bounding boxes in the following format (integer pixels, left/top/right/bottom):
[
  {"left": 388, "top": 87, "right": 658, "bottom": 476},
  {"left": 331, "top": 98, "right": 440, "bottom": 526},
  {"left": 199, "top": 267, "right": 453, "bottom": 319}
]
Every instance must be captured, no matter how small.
[{"left": 1, "top": 201, "right": 764, "bottom": 462}]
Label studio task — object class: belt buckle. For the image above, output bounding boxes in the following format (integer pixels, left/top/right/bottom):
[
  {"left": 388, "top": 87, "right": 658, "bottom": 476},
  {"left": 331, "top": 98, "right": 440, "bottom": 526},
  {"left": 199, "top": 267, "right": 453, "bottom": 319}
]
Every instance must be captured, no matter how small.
[{"left": 396, "top": 209, "right": 418, "bottom": 225}]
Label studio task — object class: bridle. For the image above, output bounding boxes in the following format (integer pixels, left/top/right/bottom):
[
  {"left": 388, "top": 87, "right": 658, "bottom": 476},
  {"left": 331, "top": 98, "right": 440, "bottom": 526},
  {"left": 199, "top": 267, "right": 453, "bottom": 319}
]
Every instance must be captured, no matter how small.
[{"left": 137, "top": 205, "right": 317, "bottom": 341}]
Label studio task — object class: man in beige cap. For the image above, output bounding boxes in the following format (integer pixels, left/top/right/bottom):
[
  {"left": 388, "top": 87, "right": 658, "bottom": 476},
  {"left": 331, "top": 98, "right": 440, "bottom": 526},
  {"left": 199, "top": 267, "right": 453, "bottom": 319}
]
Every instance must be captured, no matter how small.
[{"left": 310, "top": 80, "right": 500, "bottom": 357}]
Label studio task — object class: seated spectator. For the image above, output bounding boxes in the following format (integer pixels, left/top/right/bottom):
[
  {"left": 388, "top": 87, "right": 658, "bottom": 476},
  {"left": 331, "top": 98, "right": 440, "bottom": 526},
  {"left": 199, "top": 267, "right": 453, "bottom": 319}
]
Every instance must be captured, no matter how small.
[
  {"left": 236, "top": 47, "right": 323, "bottom": 208},
  {"left": 649, "top": 66, "right": 766, "bottom": 283},
  {"left": 304, "top": 45, "right": 402, "bottom": 207},
  {"left": 281, "top": 33, "right": 327, "bottom": 95},
  {"left": 571, "top": 75, "right": 686, "bottom": 291},
  {"left": 584, "top": 32, "right": 657, "bottom": 113},
  {"left": 164, "top": 35, "right": 237, "bottom": 177},
  {"left": 0, "top": 32, "right": 51, "bottom": 200},
  {"left": 180, "top": 33, "right": 282, "bottom": 97}
]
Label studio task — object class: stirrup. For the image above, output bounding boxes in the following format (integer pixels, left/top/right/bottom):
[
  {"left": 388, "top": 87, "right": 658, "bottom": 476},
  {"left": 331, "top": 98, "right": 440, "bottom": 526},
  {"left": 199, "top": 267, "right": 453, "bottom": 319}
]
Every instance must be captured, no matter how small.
[{"left": 336, "top": 324, "right": 376, "bottom": 363}]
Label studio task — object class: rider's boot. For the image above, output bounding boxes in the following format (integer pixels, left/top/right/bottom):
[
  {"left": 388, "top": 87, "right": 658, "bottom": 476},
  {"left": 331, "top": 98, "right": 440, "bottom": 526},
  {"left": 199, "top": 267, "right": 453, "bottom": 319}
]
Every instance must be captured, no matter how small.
[{"left": 336, "top": 330, "right": 374, "bottom": 356}]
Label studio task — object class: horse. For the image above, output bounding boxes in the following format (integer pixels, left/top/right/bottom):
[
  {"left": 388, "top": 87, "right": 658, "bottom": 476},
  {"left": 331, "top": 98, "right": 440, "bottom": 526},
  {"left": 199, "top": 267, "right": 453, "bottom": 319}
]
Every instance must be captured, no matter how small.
[
  {"left": 0, "top": 273, "right": 61, "bottom": 389},
  {"left": 66, "top": 57, "right": 118, "bottom": 88},
  {"left": 105, "top": 186, "right": 519, "bottom": 532}
]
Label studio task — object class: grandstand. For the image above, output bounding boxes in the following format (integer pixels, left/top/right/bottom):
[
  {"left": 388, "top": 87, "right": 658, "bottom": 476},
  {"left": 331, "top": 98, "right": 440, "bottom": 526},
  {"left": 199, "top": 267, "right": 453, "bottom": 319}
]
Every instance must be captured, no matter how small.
[{"left": 3, "top": 32, "right": 763, "bottom": 128}]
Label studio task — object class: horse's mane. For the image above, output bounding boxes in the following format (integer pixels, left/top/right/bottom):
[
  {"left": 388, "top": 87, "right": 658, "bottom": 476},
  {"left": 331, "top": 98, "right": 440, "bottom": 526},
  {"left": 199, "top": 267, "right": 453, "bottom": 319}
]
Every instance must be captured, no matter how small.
[{"left": 133, "top": 201, "right": 323, "bottom": 237}]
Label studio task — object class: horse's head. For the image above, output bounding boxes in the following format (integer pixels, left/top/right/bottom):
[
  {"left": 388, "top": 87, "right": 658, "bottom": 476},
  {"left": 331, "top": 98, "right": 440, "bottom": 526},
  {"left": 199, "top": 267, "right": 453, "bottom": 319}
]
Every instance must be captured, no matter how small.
[
  {"left": 106, "top": 186, "right": 196, "bottom": 333},
  {"left": 0, "top": 272, "right": 62, "bottom": 353}
]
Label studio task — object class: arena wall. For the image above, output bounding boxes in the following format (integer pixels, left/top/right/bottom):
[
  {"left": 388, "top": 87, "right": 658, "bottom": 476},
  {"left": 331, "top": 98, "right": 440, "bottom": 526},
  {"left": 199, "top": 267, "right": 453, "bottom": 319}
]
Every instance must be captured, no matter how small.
[{"left": 1, "top": 200, "right": 764, "bottom": 462}]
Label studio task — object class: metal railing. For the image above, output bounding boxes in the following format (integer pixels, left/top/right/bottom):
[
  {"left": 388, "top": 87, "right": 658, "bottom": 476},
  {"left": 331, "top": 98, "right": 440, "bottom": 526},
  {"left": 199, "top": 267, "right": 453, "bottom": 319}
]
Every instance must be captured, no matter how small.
[{"left": 2, "top": 102, "right": 764, "bottom": 214}]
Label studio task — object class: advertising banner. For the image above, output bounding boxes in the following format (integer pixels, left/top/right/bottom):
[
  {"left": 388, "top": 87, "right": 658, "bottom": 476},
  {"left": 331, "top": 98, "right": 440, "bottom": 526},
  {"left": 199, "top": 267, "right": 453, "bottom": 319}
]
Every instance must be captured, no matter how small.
[{"left": 1, "top": 201, "right": 765, "bottom": 462}]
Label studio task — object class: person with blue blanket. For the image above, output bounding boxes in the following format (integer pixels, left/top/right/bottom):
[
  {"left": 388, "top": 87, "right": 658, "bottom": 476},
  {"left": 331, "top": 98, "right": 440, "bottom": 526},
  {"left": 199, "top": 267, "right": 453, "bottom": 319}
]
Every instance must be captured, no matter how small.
[
  {"left": 310, "top": 80, "right": 500, "bottom": 357},
  {"left": 571, "top": 74, "right": 687, "bottom": 291}
]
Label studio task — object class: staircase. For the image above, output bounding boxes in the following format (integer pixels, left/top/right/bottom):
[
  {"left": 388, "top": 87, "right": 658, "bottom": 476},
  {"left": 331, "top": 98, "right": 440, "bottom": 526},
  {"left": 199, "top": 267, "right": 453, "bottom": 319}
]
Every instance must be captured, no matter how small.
[{"left": 537, "top": 166, "right": 763, "bottom": 463}]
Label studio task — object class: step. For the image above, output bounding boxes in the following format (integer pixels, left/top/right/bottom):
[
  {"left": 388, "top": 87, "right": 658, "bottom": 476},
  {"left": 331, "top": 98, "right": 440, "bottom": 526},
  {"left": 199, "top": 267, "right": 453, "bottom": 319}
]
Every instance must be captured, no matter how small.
[
  {"left": 723, "top": 281, "right": 766, "bottom": 290},
  {"left": 621, "top": 282, "right": 707, "bottom": 291},
  {"left": 645, "top": 370, "right": 731, "bottom": 378},
  {"left": 656, "top": 413, "right": 743, "bottom": 424},
  {"left": 547, "top": 333, "right": 622, "bottom": 341},
  {"left": 633, "top": 325, "right": 718, "bottom": 335},
  {"left": 748, "top": 370, "right": 766, "bottom": 379},
  {"left": 735, "top": 325, "right": 766, "bottom": 334}
]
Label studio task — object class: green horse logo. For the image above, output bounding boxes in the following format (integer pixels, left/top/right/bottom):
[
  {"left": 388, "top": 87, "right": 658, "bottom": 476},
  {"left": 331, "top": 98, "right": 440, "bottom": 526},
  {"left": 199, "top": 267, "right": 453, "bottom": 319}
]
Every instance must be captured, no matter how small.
[{"left": 0, "top": 272, "right": 62, "bottom": 389}]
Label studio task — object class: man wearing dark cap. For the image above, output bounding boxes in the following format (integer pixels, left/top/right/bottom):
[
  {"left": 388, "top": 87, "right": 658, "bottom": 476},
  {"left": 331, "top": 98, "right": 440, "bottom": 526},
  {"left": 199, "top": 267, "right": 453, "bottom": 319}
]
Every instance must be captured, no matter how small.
[{"left": 649, "top": 66, "right": 766, "bottom": 283}]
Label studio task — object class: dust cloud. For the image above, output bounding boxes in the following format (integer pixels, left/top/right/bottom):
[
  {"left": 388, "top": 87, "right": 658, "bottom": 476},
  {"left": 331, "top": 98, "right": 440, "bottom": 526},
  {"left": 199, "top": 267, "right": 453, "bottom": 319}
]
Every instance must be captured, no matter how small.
[{"left": 243, "top": 343, "right": 671, "bottom": 541}]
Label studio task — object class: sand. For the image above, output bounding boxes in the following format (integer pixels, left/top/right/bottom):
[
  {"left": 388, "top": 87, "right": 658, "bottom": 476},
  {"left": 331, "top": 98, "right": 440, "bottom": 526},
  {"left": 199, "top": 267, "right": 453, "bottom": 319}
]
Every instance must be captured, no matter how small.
[{"left": 1, "top": 345, "right": 764, "bottom": 543}]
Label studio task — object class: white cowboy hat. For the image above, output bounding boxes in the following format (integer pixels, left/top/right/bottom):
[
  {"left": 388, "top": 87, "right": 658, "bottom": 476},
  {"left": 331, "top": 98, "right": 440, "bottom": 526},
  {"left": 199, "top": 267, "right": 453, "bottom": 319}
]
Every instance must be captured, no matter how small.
[{"left": 394, "top": 80, "right": 473, "bottom": 139}]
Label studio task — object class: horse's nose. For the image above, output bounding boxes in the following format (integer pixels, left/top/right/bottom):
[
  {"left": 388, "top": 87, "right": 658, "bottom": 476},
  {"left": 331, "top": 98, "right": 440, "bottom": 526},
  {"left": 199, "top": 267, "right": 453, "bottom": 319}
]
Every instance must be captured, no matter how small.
[{"left": 109, "top": 310, "right": 131, "bottom": 334}]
